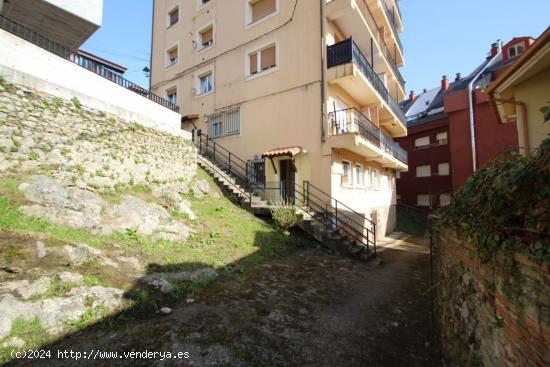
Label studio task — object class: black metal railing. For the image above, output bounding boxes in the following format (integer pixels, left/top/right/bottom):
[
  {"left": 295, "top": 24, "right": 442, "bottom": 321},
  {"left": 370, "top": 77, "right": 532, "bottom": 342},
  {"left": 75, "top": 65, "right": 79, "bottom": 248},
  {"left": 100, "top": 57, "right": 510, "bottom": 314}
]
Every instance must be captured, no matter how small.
[
  {"left": 0, "top": 15, "right": 180, "bottom": 113},
  {"left": 328, "top": 108, "right": 407, "bottom": 164},
  {"left": 327, "top": 39, "right": 407, "bottom": 125},
  {"left": 381, "top": 0, "right": 403, "bottom": 52},
  {"left": 355, "top": 0, "right": 405, "bottom": 89},
  {"left": 256, "top": 180, "right": 377, "bottom": 257},
  {"left": 195, "top": 133, "right": 377, "bottom": 258}
]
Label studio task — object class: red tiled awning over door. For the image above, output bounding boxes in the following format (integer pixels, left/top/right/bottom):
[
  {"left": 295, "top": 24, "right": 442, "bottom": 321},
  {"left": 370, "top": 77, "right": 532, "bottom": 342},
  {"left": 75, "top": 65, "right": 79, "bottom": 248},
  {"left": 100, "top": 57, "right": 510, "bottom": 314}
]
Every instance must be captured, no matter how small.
[{"left": 261, "top": 146, "right": 304, "bottom": 159}]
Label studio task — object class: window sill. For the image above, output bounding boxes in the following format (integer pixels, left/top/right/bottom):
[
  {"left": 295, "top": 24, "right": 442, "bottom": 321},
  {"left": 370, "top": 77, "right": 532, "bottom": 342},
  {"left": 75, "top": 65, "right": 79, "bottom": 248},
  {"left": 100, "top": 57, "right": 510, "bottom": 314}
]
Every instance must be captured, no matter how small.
[
  {"left": 245, "top": 10, "right": 279, "bottom": 29},
  {"left": 245, "top": 66, "right": 278, "bottom": 81},
  {"left": 196, "top": 44, "right": 215, "bottom": 55},
  {"left": 166, "top": 23, "right": 178, "bottom": 30},
  {"left": 197, "top": 1, "right": 214, "bottom": 12},
  {"left": 195, "top": 90, "right": 214, "bottom": 99},
  {"left": 164, "top": 62, "right": 179, "bottom": 70}
]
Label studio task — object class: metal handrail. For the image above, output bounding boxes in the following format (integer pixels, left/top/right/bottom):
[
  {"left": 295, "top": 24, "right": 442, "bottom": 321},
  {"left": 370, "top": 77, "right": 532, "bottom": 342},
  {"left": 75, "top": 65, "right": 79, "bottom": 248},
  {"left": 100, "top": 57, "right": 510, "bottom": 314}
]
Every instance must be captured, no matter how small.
[
  {"left": 327, "top": 39, "right": 407, "bottom": 125},
  {"left": 380, "top": 0, "right": 403, "bottom": 52},
  {"left": 0, "top": 15, "right": 180, "bottom": 113},
  {"left": 327, "top": 108, "right": 407, "bottom": 164},
  {"left": 355, "top": 0, "right": 405, "bottom": 88},
  {"left": 195, "top": 133, "right": 377, "bottom": 257}
]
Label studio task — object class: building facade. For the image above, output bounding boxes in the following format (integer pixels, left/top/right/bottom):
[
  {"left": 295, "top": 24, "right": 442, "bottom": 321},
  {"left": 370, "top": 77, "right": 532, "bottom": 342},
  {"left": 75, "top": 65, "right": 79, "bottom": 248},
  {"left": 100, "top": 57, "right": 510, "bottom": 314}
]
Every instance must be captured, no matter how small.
[
  {"left": 151, "top": 0, "right": 408, "bottom": 237},
  {"left": 487, "top": 27, "right": 550, "bottom": 154},
  {"left": 396, "top": 39, "right": 527, "bottom": 209}
]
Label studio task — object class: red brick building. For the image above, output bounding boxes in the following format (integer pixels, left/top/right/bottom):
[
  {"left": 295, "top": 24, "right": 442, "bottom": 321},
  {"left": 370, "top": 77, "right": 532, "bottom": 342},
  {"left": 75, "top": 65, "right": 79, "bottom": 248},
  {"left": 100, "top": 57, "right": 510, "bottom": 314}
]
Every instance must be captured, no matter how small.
[{"left": 395, "top": 38, "right": 532, "bottom": 209}]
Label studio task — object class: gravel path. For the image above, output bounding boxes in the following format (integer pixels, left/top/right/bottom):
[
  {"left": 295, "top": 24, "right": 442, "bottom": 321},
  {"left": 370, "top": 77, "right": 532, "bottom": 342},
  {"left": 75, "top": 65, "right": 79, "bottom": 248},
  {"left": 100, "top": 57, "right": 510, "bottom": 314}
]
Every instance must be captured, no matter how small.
[{"left": 16, "top": 235, "right": 440, "bottom": 367}]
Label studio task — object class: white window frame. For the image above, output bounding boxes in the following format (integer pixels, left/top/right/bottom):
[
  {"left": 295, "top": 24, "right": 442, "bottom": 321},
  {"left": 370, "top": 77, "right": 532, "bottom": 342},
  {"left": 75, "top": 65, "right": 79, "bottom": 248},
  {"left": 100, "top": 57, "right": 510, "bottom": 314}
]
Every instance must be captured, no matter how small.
[
  {"left": 436, "top": 132, "right": 448, "bottom": 145},
  {"left": 196, "top": 69, "right": 214, "bottom": 96},
  {"left": 354, "top": 164, "right": 363, "bottom": 187},
  {"left": 438, "top": 162, "right": 450, "bottom": 176},
  {"left": 368, "top": 168, "right": 380, "bottom": 190},
  {"left": 508, "top": 43, "right": 525, "bottom": 59},
  {"left": 166, "top": 5, "right": 179, "bottom": 28},
  {"left": 417, "top": 194, "right": 430, "bottom": 207},
  {"left": 195, "top": 22, "right": 215, "bottom": 54},
  {"left": 415, "top": 136, "right": 430, "bottom": 149},
  {"left": 341, "top": 160, "right": 352, "bottom": 187},
  {"left": 416, "top": 165, "right": 431, "bottom": 178},
  {"left": 245, "top": 0, "right": 279, "bottom": 28},
  {"left": 197, "top": 0, "right": 213, "bottom": 11},
  {"left": 165, "top": 86, "right": 178, "bottom": 105},
  {"left": 165, "top": 42, "right": 179, "bottom": 69},
  {"left": 396, "top": 171, "right": 401, "bottom": 179},
  {"left": 245, "top": 40, "right": 279, "bottom": 81}
]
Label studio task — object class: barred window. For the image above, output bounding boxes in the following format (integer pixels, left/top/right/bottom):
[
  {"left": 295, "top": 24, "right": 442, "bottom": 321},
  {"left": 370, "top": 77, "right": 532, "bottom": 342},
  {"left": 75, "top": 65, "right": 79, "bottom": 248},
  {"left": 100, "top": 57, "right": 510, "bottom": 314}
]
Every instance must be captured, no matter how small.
[{"left": 206, "top": 107, "right": 240, "bottom": 139}]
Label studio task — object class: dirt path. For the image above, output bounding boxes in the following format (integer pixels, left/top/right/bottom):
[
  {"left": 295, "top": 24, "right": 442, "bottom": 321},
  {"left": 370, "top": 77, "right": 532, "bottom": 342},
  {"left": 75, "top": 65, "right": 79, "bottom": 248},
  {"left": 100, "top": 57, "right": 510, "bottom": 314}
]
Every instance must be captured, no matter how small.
[{"left": 16, "top": 235, "right": 440, "bottom": 367}]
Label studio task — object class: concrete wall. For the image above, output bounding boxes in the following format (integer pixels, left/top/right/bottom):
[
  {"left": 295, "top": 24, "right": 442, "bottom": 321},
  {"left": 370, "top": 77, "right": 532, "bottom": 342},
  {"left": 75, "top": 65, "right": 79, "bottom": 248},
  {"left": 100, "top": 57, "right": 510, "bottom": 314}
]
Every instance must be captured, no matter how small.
[
  {"left": 0, "top": 28, "right": 188, "bottom": 139},
  {"left": 435, "top": 229, "right": 550, "bottom": 367}
]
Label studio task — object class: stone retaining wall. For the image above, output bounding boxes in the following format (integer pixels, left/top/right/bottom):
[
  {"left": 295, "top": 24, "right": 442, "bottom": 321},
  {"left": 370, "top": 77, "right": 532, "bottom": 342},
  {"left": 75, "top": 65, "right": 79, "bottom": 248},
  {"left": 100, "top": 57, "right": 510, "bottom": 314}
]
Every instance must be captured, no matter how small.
[{"left": 435, "top": 230, "right": 549, "bottom": 366}]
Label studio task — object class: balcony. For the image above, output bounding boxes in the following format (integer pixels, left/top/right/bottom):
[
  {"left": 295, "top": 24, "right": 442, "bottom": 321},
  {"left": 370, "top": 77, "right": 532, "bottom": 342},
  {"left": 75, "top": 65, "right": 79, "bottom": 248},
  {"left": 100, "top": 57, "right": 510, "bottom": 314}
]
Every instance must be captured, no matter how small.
[
  {"left": 327, "top": 108, "right": 408, "bottom": 170},
  {"left": 1, "top": 0, "right": 103, "bottom": 49},
  {"left": 325, "top": 0, "right": 405, "bottom": 91},
  {"left": 367, "top": 0, "right": 403, "bottom": 60},
  {"left": 326, "top": 38, "right": 407, "bottom": 136}
]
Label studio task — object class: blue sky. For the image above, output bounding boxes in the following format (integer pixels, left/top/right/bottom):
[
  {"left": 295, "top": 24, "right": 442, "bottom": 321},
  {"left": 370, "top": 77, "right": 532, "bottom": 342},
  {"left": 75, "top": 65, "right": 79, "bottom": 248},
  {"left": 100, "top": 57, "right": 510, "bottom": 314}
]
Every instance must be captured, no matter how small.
[{"left": 84, "top": 0, "right": 549, "bottom": 94}]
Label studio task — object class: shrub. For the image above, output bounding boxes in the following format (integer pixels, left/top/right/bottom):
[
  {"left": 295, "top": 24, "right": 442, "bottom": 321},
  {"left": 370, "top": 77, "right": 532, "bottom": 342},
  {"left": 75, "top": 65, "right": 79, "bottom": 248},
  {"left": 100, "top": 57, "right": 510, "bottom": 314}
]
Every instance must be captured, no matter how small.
[
  {"left": 270, "top": 204, "right": 299, "bottom": 232},
  {"left": 437, "top": 138, "right": 550, "bottom": 264}
]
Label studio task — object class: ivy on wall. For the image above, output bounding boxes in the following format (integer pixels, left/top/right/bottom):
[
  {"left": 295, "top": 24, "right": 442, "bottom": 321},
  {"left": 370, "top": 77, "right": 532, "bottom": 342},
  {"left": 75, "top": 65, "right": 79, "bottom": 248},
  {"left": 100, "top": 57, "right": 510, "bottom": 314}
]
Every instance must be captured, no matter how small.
[{"left": 437, "top": 138, "right": 550, "bottom": 264}]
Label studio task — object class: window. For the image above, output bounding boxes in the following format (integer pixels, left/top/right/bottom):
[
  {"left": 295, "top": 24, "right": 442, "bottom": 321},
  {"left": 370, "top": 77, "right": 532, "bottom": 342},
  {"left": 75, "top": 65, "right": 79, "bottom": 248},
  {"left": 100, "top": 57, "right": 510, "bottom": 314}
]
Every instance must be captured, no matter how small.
[
  {"left": 396, "top": 171, "right": 401, "bottom": 179},
  {"left": 198, "top": 72, "right": 213, "bottom": 94},
  {"left": 342, "top": 161, "right": 352, "bottom": 186},
  {"left": 166, "top": 87, "right": 177, "bottom": 105},
  {"left": 387, "top": 174, "right": 392, "bottom": 189},
  {"left": 508, "top": 43, "right": 525, "bottom": 59},
  {"left": 167, "top": 7, "right": 179, "bottom": 27},
  {"left": 436, "top": 132, "right": 448, "bottom": 145},
  {"left": 438, "top": 163, "right": 449, "bottom": 176},
  {"left": 415, "top": 136, "right": 430, "bottom": 148},
  {"left": 198, "top": 24, "right": 214, "bottom": 50},
  {"left": 416, "top": 165, "right": 431, "bottom": 177},
  {"left": 355, "top": 164, "right": 363, "bottom": 187},
  {"left": 166, "top": 46, "right": 178, "bottom": 68},
  {"left": 248, "top": 44, "right": 277, "bottom": 77},
  {"left": 247, "top": 0, "right": 277, "bottom": 25},
  {"left": 439, "top": 193, "right": 451, "bottom": 207},
  {"left": 198, "top": 0, "right": 212, "bottom": 9},
  {"left": 417, "top": 194, "right": 430, "bottom": 207},
  {"left": 206, "top": 107, "right": 240, "bottom": 139},
  {"left": 369, "top": 169, "right": 380, "bottom": 189}
]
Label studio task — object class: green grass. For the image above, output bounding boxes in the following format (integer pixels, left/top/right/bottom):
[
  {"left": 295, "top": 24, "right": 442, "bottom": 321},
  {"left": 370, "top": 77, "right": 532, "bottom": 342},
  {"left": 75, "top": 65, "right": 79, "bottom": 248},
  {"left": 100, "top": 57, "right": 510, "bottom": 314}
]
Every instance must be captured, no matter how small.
[
  {"left": 70, "top": 306, "right": 108, "bottom": 329},
  {"left": 42, "top": 278, "right": 77, "bottom": 298},
  {"left": 83, "top": 275, "right": 110, "bottom": 287},
  {"left": 0, "top": 318, "right": 50, "bottom": 362},
  {"left": 395, "top": 205, "right": 428, "bottom": 237}
]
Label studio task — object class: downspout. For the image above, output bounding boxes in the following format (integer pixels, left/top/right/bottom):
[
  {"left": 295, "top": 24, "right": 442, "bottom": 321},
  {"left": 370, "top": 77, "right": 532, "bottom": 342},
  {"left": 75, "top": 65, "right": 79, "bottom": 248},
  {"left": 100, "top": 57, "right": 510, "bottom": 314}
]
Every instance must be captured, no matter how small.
[
  {"left": 0, "top": 0, "right": 4, "bottom": 13},
  {"left": 320, "top": 0, "right": 326, "bottom": 142},
  {"left": 468, "top": 41, "right": 501, "bottom": 172},
  {"left": 149, "top": 0, "right": 155, "bottom": 92}
]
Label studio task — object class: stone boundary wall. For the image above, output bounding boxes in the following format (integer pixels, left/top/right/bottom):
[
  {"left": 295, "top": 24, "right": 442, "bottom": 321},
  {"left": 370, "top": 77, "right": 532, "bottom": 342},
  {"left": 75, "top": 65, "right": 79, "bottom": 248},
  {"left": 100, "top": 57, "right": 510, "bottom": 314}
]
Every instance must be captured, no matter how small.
[
  {"left": 0, "top": 28, "right": 188, "bottom": 138},
  {"left": 435, "top": 229, "right": 549, "bottom": 366}
]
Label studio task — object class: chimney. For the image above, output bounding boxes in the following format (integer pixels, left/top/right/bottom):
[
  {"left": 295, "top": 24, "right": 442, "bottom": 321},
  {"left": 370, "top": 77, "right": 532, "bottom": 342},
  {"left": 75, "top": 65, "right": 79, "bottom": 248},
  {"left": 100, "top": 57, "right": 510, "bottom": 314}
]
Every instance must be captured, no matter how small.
[
  {"left": 423, "top": 88, "right": 428, "bottom": 93},
  {"left": 409, "top": 90, "right": 416, "bottom": 101},
  {"left": 441, "top": 75, "right": 449, "bottom": 91},
  {"left": 490, "top": 42, "right": 499, "bottom": 57},
  {"left": 455, "top": 72, "right": 461, "bottom": 81}
]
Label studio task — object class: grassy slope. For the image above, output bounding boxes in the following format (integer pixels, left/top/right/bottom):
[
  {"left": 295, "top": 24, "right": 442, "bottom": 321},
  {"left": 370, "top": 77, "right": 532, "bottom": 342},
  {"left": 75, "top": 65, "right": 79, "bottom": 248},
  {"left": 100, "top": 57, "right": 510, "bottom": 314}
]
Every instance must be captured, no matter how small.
[
  {"left": 395, "top": 205, "right": 428, "bottom": 237},
  {"left": 0, "top": 167, "right": 316, "bottom": 359}
]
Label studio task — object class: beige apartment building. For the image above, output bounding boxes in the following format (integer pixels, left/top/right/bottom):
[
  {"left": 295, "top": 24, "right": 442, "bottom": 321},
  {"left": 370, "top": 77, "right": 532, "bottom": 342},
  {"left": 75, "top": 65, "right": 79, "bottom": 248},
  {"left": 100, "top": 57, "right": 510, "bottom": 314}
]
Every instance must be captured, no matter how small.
[{"left": 151, "top": 0, "right": 408, "bottom": 237}]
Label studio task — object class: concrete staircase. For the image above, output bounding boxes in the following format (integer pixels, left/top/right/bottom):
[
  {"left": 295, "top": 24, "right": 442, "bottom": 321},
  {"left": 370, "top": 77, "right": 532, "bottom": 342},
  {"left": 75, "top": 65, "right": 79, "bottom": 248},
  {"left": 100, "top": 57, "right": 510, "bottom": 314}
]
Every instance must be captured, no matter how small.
[
  {"left": 197, "top": 155, "right": 270, "bottom": 215},
  {"left": 195, "top": 135, "right": 377, "bottom": 261}
]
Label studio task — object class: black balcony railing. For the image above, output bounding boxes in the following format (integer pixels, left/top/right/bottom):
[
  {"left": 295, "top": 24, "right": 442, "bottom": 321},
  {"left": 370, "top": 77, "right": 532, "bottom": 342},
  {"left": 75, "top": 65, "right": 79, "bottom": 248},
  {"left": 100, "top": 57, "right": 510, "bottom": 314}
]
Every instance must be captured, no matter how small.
[
  {"left": 328, "top": 108, "right": 408, "bottom": 164},
  {"left": 381, "top": 0, "right": 403, "bottom": 52},
  {"left": 327, "top": 39, "right": 407, "bottom": 126},
  {"left": 355, "top": 0, "right": 405, "bottom": 89},
  {"left": 0, "top": 15, "right": 180, "bottom": 113}
]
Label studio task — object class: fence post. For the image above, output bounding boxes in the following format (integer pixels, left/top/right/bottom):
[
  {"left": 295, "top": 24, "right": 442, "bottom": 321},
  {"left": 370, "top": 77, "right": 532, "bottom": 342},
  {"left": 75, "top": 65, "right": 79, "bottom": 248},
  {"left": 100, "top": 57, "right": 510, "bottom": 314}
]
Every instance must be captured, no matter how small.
[
  {"left": 335, "top": 201, "right": 338, "bottom": 227},
  {"left": 213, "top": 142, "right": 216, "bottom": 162},
  {"left": 229, "top": 152, "right": 232, "bottom": 174}
]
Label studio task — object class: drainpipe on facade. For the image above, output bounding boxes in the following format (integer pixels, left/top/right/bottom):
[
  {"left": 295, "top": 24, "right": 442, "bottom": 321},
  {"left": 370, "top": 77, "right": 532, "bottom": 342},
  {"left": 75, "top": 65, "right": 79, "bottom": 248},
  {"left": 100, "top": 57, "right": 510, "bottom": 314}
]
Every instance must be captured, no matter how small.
[
  {"left": 0, "top": 0, "right": 4, "bottom": 13},
  {"left": 320, "top": 0, "right": 326, "bottom": 142},
  {"left": 468, "top": 41, "right": 502, "bottom": 172}
]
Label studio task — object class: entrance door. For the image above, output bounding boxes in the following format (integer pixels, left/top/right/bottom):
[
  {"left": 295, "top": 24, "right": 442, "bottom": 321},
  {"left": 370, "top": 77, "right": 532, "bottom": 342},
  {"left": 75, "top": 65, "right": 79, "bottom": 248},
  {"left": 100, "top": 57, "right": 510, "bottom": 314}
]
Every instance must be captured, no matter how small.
[{"left": 279, "top": 159, "right": 295, "bottom": 204}]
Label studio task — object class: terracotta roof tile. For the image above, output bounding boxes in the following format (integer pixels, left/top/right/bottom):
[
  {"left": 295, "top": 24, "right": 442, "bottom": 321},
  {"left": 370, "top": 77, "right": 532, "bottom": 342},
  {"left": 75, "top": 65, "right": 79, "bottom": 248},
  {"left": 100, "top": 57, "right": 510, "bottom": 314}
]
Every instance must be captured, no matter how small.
[{"left": 262, "top": 146, "right": 304, "bottom": 158}]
